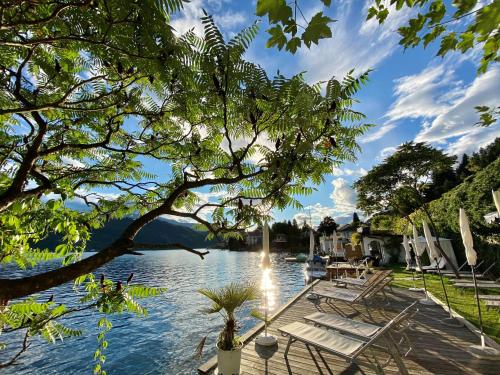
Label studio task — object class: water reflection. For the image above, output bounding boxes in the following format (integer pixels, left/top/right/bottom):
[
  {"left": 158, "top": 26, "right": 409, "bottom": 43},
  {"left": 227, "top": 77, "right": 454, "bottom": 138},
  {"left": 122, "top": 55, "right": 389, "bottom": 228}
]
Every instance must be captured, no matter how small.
[{"left": 1, "top": 250, "right": 305, "bottom": 375}]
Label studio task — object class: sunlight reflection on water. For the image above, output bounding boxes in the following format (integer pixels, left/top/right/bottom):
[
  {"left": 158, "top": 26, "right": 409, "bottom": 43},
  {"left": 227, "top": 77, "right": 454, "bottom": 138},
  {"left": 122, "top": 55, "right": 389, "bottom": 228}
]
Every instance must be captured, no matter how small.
[{"left": 1, "top": 250, "right": 305, "bottom": 375}]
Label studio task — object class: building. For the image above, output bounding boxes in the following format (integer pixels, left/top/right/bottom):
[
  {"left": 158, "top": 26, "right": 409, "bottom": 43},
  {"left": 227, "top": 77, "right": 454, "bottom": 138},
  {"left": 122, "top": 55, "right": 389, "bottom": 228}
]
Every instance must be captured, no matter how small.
[
  {"left": 272, "top": 233, "right": 287, "bottom": 248},
  {"left": 245, "top": 228, "right": 262, "bottom": 246},
  {"left": 337, "top": 223, "right": 356, "bottom": 243}
]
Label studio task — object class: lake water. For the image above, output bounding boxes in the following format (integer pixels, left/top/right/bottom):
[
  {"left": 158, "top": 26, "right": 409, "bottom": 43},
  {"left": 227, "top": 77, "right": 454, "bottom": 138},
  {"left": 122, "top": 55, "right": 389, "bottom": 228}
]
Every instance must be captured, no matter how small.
[{"left": 1, "top": 250, "right": 307, "bottom": 374}]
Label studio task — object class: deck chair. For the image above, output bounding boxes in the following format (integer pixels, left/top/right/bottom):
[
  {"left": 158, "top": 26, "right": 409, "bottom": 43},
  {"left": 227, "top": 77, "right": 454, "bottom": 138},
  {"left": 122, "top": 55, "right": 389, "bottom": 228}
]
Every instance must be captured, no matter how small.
[
  {"left": 316, "top": 271, "right": 393, "bottom": 305},
  {"left": 453, "top": 278, "right": 500, "bottom": 290},
  {"left": 421, "top": 257, "right": 446, "bottom": 271},
  {"left": 438, "top": 260, "right": 487, "bottom": 277},
  {"left": 427, "top": 260, "right": 468, "bottom": 274},
  {"left": 335, "top": 270, "right": 379, "bottom": 288},
  {"left": 332, "top": 269, "right": 383, "bottom": 287},
  {"left": 304, "top": 301, "right": 418, "bottom": 347},
  {"left": 278, "top": 302, "right": 417, "bottom": 374},
  {"left": 448, "top": 263, "right": 494, "bottom": 281}
]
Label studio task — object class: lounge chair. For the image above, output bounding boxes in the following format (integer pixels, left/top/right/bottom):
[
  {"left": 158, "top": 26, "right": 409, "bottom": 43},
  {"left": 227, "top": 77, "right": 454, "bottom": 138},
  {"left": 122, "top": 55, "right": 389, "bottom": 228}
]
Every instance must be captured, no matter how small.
[
  {"left": 335, "top": 269, "right": 378, "bottom": 287},
  {"left": 427, "top": 260, "right": 468, "bottom": 274},
  {"left": 421, "top": 257, "right": 446, "bottom": 271},
  {"left": 303, "top": 301, "right": 418, "bottom": 342},
  {"left": 278, "top": 302, "right": 417, "bottom": 374},
  {"left": 453, "top": 279, "right": 500, "bottom": 290},
  {"left": 435, "top": 260, "right": 487, "bottom": 276},
  {"left": 315, "top": 271, "right": 393, "bottom": 305}
]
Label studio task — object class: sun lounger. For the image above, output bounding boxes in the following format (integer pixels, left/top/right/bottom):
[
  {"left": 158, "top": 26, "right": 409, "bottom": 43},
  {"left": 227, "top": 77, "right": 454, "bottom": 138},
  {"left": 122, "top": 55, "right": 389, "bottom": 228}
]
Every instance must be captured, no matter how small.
[
  {"left": 334, "top": 270, "right": 377, "bottom": 287},
  {"left": 315, "top": 271, "right": 393, "bottom": 305},
  {"left": 421, "top": 257, "right": 446, "bottom": 271},
  {"left": 453, "top": 279, "right": 500, "bottom": 290},
  {"left": 427, "top": 260, "right": 469, "bottom": 274},
  {"left": 436, "top": 260, "right": 487, "bottom": 276},
  {"left": 303, "top": 301, "right": 418, "bottom": 342},
  {"left": 278, "top": 302, "right": 416, "bottom": 374}
]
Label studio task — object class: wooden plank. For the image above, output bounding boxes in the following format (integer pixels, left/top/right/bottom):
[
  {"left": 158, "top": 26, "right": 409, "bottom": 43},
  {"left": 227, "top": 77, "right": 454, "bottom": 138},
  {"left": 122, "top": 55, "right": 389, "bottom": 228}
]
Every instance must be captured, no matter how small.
[
  {"left": 197, "top": 280, "right": 320, "bottom": 374},
  {"left": 199, "top": 281, "right": 499, "bottom": 375}
]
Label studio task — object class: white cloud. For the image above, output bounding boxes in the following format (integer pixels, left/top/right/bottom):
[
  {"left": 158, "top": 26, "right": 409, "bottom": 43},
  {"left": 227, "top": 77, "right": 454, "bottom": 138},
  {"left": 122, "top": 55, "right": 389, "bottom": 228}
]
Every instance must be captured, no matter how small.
[
  {"left": 330, "top": 177, "right": 357, "bottom": 214},
  {"left": 170, "top": 0, "right": 248, "bottom": 37},
  {"left": 332, "top": 167, "right": 367, "bottom": 177},
  {"left": 378, "top": 146, "right": 397, "bottom": 160},
  {"left": 291, "top": 176, "right": 362, "bottom": 227},
  {"left": 415, "top": 67, "right": 500, "bottom": 144},
  {"left": 384, "top": 64, "right": 460, "bottom": 122},
  {"left": 359, "top": 123, "right": 396, "bottom": 143},
  {"left": 293, "top": 203, "right": 336, "bottom": 227},
  {"left": 445, "top": 126, "right": 499, "bottom": 156},
  {"left": 298, "top": 0, "right": 414, "bottom": 82}
]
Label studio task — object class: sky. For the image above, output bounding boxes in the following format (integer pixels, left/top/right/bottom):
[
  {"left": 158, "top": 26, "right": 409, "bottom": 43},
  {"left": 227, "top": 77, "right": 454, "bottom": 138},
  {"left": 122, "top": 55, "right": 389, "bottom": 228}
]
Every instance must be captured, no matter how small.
[{"left": 65, "top": 0, "right": 499, "bottom": 227}]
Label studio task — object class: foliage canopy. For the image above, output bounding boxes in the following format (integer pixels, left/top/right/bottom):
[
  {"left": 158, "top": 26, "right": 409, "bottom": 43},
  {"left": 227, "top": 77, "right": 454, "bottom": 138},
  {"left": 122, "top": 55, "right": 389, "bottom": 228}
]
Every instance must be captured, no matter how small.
[{"left": 0, "top": 0, "right": 371, "bottom": 369}]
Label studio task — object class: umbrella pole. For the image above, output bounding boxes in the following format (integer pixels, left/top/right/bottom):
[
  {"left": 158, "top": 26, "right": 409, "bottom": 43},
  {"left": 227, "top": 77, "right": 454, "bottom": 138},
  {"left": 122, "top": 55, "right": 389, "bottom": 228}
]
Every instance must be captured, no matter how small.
[
  {"left": 417, "top": 255, "right": 435, "bottom": 305},
  {"left": 466, "top": 265, "right": 499, "bottom": 359},
  {"left": 472, "top": 265, "right": 485, "bottom": 347},
  {"left": 435, "top": 257, "right": 463, "bottom": 327},
  {"left": 409, "top": 258, "right": 423, "bottom": 292}
]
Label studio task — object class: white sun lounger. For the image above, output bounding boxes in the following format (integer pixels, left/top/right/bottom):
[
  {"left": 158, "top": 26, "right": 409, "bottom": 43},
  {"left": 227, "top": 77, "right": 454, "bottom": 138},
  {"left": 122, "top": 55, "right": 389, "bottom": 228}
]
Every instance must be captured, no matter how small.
[
  {"left": 278, "top": 303, "right": 416, "bottom": 374},
  {"left": 316, "top": 270, "right": 393, "bottom": 305},
  {"left": 334, "top": 270, "right": 376, "bottom": 287}
]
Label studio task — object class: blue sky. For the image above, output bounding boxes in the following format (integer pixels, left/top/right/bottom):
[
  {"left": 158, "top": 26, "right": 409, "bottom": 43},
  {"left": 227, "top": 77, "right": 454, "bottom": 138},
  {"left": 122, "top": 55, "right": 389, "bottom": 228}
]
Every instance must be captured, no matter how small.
[
  {"left": 164, "top": 0, "right": 499, "bottom": 226},
  {"left": 67, "top": 1, "right": 498, "bottom": 226}
]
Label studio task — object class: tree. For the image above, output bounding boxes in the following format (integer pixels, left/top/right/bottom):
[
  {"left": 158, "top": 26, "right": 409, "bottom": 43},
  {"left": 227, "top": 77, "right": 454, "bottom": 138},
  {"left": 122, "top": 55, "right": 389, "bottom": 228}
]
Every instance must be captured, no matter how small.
[
  {"left": 352, "top": 212, "right": 361, "bottom": 228},
  {"left": 0, "top": 1, "right": 371, "bottom": 367},
  {"left": 467, "top": 137, "right": 500, "bottom": 173},
  {"left": 354, "top": 142, "right": 459, "bottom": 275},
  {"left": 317, "top": 215, "right": 338, "bottom": 235},
  {"left": 456, "top": 154, "right": 472, "bottom": 182}
]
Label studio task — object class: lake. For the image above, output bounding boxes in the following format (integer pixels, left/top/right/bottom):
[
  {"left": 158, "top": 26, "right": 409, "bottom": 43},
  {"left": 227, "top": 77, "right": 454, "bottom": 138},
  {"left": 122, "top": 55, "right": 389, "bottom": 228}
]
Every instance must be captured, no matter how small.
[{"left": 1, "top": 250, "right": 307, "bottom": 374}]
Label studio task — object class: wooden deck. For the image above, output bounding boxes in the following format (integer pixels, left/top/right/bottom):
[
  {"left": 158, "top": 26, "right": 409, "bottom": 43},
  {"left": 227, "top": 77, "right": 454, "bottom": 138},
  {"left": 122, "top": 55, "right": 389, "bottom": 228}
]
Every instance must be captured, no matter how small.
[{"left": 199, "top": 280, "right": 500, "bottom": 374}]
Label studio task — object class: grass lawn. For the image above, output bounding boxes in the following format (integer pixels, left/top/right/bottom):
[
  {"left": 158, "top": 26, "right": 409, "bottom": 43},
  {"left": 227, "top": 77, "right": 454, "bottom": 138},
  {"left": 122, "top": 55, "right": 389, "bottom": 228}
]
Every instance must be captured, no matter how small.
[{"left": 386, "top": 264, "right": 500, "bottom": 343}]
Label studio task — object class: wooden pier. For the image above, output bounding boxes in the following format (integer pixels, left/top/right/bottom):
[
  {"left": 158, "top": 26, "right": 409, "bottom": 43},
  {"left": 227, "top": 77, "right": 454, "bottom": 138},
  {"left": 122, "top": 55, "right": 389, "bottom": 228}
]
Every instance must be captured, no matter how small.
[{"left": 198, "top": 280, "right": 500, "bottom": 374}]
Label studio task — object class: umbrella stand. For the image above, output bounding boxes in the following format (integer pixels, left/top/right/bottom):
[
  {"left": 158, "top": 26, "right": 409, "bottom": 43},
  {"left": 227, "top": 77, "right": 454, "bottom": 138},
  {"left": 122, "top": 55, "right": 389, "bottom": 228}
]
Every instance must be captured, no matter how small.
[
  {"left": 434, "top": 257, "right": 463, "bottom": 327},
  {"left": 467, "top": 266, "right": 500, "bottom": 359},
  {"left": 255, "top": 269, "right": 278, "bottom": 347},
  {"left": 409, "top": 258, "right": 424, "bottom": 292},
  {"left": 306, "top": 262, "right": 320, "bottom": 301},
  {"left": 417, "top": 255, "right": 436, "bottom": 305}
]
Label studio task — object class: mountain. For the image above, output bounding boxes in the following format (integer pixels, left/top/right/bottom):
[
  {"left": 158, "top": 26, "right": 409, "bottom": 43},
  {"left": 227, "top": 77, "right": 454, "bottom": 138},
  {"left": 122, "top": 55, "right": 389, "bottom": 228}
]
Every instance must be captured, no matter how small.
[{"left": 40, "top": 217, "right": 215, "bottom": 251}]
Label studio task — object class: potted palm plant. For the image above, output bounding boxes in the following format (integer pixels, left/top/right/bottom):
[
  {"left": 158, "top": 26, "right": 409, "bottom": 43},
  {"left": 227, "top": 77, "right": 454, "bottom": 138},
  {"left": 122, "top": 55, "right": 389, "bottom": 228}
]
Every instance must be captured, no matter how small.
[{"left": 198, "top": 282, "right": 258, "bottom": 375}]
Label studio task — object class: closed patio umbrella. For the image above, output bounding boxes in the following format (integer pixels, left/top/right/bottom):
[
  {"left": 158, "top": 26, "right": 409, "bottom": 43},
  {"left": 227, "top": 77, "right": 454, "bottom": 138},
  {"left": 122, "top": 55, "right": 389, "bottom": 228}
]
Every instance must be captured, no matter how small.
[
  {"left": 460, "top": 208, "right": 499, "bottom": 358},
  {"left": 412, "top": 224, "right": 435, "bottom": 305},
  {"left": 261, "top": 223, "right": 271, "bottom": 269},
  {"left": 255, "top": 221, "right": 277, "bottom": 346},
  {"left": 493, "top": 190, "right": 500, "bottom": 216},
  {"left": 332, "top": 230, "right": 339, "bottom": 279},
  {"left": 403, "top": 235, "right": 412, "bottom": 270},
  {"left": 404, "top": 233, "right": 422, "bottom": 292},
  {"left": 308, "top": 230, "right": 314, "bottom": 260},
  {"left": 423, "top": 221, "right": 460, "bottom": 326},
  {"left": 306, "top": 230, "right": 320, "bottom": 300}
]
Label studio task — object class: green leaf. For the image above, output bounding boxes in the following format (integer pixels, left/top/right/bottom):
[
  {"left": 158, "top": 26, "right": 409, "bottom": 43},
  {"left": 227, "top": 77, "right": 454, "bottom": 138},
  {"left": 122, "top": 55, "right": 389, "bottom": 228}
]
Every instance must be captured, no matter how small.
[
  {"left": 302, "top": 12, "right": 334, "bottom": 48},
  {"left": 437, "top": 32, "right": 458, "bottom": 56},
  {"left": 321, "top": 0, "right": 332, "bottom": 6},
  {"left": 256, "top": 0, "right": 292, "bottom": 24},
  {"left": 266, "top": 25, "right": 287, "bottom": 50},
  {"left": 427, "top": 0, "right": 446, "bottom": 25},
  {"left": 423, "top": 25, "right": 445, "bottom": 47},
  {"left": 456, "top": 31, "right": 475, "bottom": 52},
  {"left": 286, "top": 37, "right": 301, "bottom": 53}
]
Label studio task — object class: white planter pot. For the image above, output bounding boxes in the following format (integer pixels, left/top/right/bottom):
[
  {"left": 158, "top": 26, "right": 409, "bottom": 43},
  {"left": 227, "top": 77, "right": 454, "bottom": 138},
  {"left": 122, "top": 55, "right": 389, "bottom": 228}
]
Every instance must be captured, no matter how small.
[{"left": 217, "top": 343, "right": 242, "bottom": 375}]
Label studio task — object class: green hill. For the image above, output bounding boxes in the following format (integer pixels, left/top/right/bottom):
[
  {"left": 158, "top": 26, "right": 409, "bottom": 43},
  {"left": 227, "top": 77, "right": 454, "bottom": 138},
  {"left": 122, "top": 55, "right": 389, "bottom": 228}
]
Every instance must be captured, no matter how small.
[{"left": 40, "top": 217, "right": 215, "bottom": 251}]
